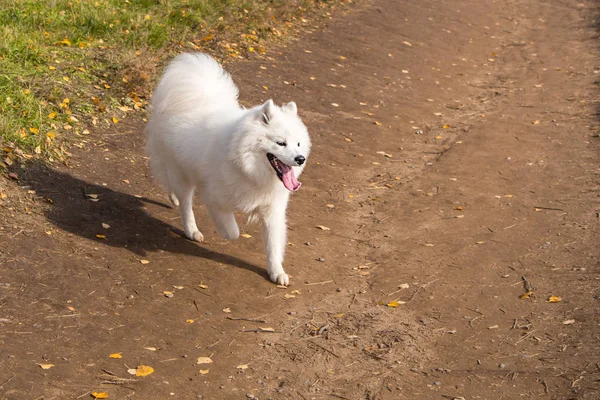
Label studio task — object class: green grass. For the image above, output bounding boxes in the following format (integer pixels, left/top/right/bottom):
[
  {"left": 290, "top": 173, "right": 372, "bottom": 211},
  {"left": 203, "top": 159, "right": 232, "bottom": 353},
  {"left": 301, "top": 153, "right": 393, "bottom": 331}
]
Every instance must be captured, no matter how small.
[{"left": 0, "top": 0, "right": 348, "bottom": 165}]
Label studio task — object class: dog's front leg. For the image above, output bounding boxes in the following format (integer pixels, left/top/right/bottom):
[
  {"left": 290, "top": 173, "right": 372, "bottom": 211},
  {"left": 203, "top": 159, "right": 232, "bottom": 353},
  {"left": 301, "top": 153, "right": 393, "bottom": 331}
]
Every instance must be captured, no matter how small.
[{"left": 261, "top": 201, "right": 289, "bottom": 286}]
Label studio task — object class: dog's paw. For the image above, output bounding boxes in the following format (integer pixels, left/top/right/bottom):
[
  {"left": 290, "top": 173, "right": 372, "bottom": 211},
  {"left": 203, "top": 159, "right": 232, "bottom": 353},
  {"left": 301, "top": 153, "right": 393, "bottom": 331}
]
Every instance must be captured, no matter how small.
[
  {"left": 185, "top": 230, "right": 204, "bottom": 242},
  {"left": 269, "top": 271, "right": 289, "bottom": 286},
  {"left": 169, "top": 192, "right": 180, "bottom": 207}
]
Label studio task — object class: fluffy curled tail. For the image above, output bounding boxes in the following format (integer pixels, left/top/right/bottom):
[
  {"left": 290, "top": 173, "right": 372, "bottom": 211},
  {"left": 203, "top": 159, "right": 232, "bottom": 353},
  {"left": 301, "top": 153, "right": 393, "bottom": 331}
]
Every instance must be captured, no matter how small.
[{"left": 150, "top": 53, "right": 239, "bottom": 116}]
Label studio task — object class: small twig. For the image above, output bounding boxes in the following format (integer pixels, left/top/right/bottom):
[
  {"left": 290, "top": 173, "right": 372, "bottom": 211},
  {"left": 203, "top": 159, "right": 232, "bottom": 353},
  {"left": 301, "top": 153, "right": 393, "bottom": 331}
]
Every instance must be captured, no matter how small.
[
  {"left": 226, "top": 316, "right": 266, "bottom": 323},
  {"left": 240, "top": 329, "right": 279, "bottom": 333},
  {"left": 308, "top": 340, "right": 340, "bottom": 358},
  {"left": 193, "top": 287, "right": 212, "bottom": 297},
  {"left": 533, "top": 206, "right": 564, "bottom": 211},
  {"left": 515, "top": 329, "right": 537, "bottom": 345},
  {"left": 329, "top": 393, "right": 351, "bottom": 400},
  {"left": 304, "top": 280, "right": 334, "bottom": 286},
  {"left": 521, "top": 276, "right": 533, "bottom": 293},
  {"left": 542, "top": 380, "right": 549, "bottom": 393},
  {"left": 0, "top": 375, "right": 15, "bottom": 388}
]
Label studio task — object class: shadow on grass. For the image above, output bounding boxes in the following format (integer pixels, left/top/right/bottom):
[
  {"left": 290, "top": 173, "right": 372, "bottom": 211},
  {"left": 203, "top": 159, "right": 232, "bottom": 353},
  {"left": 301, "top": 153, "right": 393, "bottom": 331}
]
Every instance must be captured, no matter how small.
[{"left": 16, "top": 162, "right": 268, "bottom": 281}]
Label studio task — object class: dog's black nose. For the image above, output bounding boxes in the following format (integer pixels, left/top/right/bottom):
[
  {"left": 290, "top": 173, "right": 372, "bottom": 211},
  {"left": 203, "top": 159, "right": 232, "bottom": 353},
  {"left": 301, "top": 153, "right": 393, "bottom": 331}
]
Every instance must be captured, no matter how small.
[{"left": 294, "top": 155, "right": 306, "bottom": 166}]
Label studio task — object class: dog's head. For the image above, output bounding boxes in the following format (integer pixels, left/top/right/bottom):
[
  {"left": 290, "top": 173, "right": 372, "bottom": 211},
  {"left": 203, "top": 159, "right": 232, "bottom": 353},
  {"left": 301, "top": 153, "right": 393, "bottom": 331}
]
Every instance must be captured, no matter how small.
[{"left": 235, "top": 99, "right": 311, "bottom": 192}]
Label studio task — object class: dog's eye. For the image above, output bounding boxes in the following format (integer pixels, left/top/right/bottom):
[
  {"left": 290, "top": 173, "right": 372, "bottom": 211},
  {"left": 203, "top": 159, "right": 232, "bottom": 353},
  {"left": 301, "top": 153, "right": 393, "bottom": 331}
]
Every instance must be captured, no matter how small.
[
  {"left": 276, "top": 141, "right": 286, "bottom": 147},
  {"left": 297, "top": 142, "right": 300, "bottom": 147}
]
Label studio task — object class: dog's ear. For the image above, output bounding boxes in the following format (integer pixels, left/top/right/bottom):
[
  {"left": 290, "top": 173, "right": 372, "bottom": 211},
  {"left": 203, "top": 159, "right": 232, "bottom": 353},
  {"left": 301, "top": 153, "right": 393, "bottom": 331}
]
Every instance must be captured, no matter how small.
[
  {"left": 260, "top": 99, "right": 275, "bottom": 124},
  {"left": 283, "top": 101, "right": 297, "bottom": 115}
]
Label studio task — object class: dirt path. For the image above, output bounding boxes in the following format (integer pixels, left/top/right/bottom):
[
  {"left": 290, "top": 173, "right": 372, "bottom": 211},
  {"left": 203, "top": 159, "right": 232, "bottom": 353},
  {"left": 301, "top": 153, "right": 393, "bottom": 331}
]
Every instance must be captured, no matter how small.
[{"left": 1, "top": 0, "right": 599, "bottom": 399}]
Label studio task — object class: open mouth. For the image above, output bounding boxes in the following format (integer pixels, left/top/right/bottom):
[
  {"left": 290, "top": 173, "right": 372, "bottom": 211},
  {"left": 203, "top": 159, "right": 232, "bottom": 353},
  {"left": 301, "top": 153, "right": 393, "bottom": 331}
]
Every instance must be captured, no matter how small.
[{"left": 267, "top": 153, "right": 301, "bottom": 192}]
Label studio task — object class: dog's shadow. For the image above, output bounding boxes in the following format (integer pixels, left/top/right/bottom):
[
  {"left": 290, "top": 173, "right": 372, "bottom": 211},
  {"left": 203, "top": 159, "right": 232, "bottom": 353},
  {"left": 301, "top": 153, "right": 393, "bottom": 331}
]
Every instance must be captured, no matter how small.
[{"left": 19, "top": 163, "right": 267, "bottom": 280}]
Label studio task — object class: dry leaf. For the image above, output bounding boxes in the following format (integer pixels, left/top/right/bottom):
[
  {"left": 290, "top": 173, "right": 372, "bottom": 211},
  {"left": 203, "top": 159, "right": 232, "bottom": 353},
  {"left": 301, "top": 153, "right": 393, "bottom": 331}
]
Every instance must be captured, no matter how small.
[
  {"left": 39, "top": 363, "right": 55, "bottom": 369},
  {"left": 398, "top": 283, "right": 410, "bottom": 289},
  {"left": 92, "top": 392, "right": 109, "bottom": 399},
  {"left": 433, "top": 112, "right": 442, "bottom": 116},
  {"left": 163, "top": 291, "right": 174, "bottom": 298},
  {"left": 435, "top": 135, "right": 443, "bottom": 140},
  {"left": 101, "top": 223, "right": 110, "bottom": 229},
  {"left": 423, "top": 243, "right": 435, "bottom": 247},
  {"left": 374, "top": 121, "right": 382, "bottom": 126},
  {"left": 563, "top": 319, "right": 575, "bottom": 325},
  {"left": 315, "top": 225, "right": 330, "bottom": 231},
  {"left": 402, "top": 41, "right": 412, "bottom": 47},
  {"left": 198, "top": 283, "right": 208, "bottom": 289},
  {"left": 96, "top": 234, "right": 107, "bottom": 240},
  {"left": 547, "top": 296, "right": 562, "bottom": 303},
  {"left": 139, "top": 259, "right": 150, "bottom": 265},
  {"left": 532, "top": 120, "right": 540, "bottom": 125},
  {"left": 236, "top": 364, "right": 249, "bottom": 370},
  {"left": 144, "top": 347, "right": 157, "bottom": 352},
  {"left": 386, "top": 300, "right": 406, "bottom": 308},
  {"left": 283, "top": 293, "right": 296, "bottom": 299},
  {"left": 109, "top": 353, "right": 122, "bottom": 359},
  {"left": 199, "top": 369, "right": 210, "bottom": 375},
  {"left": 135, "top": 365, "right": 154, "bottom": 377},
  {"left": 186, "top": 319, "right": 194, "bottom": 323},
  {"left": 197, "top": 357, "right": 213, "bottom": 365},
  {"left": 331, "top": 103, "right": 339, "bottom": 107},
  {"left": 127, "top": 368, "right": 137, "bottom": 375},
  {"left": 223, "top": 307, "right": 232, "bottom": 313},
  {"left": 520, "top": 291, "right": 534, "bottom": 300},
  {"left": 112, "top": 117, "right": 119, "bottom": 124},
  {"left": 240, "top": 233, "right": 252, "bottom": 238}
]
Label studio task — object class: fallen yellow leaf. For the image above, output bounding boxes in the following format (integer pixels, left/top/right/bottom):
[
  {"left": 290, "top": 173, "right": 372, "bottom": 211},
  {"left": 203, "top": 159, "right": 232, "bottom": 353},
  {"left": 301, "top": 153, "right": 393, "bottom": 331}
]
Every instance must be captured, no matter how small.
[
  {"left": 135, "top": 365, "right": 154, "bottom": 377},
  {"left": 109, "top": 353, "right": 122, "bottom": 359},
  {"left": 386, "top": 300, "right": 406, "bottom": 308},
  {"left": 240, "top": 233, "right": 252, "bottom": 238},
  {"left": 236, "top": 364, "right": 249, "bottom": 370},
  {"left": 96, "top": 234, "right": 107, "bottom": 239},
  {"left": 198, "top": 283, "right": 208, "bottom": 289},
  {"left": 199, "top": 369, "right": 210, "bottom": 374},
  {"left": 140, "top": 259, "right": 150, "bottom": 265},
  {"left": 197, "top": 357, "right": 213, "bottom": 365},
  {"left": 186, "top": 319, "right": 194, "bottom": 323},
  {"left": 520, "top": 291, "right": 534, "bottom": 300},
  {"left": 92, "top": 392, "right": 109, "bottom": 399},
  {"left": 315, "top": 225, "right": 330, "bottom": 231},
  {"left": 39, "top": 363, "right": 54, "bottom": 369},
  {"left": 547, "top": 296, "right": 562, "bottom": 303}
]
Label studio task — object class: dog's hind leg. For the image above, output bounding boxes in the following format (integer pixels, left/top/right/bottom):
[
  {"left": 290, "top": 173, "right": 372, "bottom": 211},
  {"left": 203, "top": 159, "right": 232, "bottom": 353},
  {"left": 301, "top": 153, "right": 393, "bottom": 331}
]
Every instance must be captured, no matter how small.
[
  {"left": 208, "top": 207, "right": 239, "bottom": 240},
  {"left": 173, "top": 181, "right": 204, "bottom": 242}
]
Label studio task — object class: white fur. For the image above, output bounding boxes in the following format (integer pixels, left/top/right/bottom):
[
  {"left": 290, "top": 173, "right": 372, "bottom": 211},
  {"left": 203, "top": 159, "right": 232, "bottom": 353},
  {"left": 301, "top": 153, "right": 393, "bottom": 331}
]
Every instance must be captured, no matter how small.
[{"left": 145, "top": 53, "right": 311, "bottom": 286}]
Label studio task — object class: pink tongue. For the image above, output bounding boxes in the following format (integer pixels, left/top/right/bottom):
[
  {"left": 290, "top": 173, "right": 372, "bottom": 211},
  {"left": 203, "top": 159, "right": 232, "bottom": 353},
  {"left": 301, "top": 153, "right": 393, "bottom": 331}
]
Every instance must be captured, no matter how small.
[{"left": 279, "top": 163, "right": 301, "bottom": 191}]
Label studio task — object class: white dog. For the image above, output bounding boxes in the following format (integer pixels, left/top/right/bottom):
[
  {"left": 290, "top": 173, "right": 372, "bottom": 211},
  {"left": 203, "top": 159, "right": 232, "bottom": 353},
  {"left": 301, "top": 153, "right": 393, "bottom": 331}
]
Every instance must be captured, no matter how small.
[{"left": 145, "top": 53, "right": 311, "bottom": 286}]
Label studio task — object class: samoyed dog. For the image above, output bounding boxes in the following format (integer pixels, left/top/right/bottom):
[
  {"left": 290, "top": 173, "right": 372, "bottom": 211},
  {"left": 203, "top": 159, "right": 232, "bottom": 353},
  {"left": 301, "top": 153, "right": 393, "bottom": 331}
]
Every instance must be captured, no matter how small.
[{"left": 145, "top": 53, "right": 311, "bottom": 286}]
